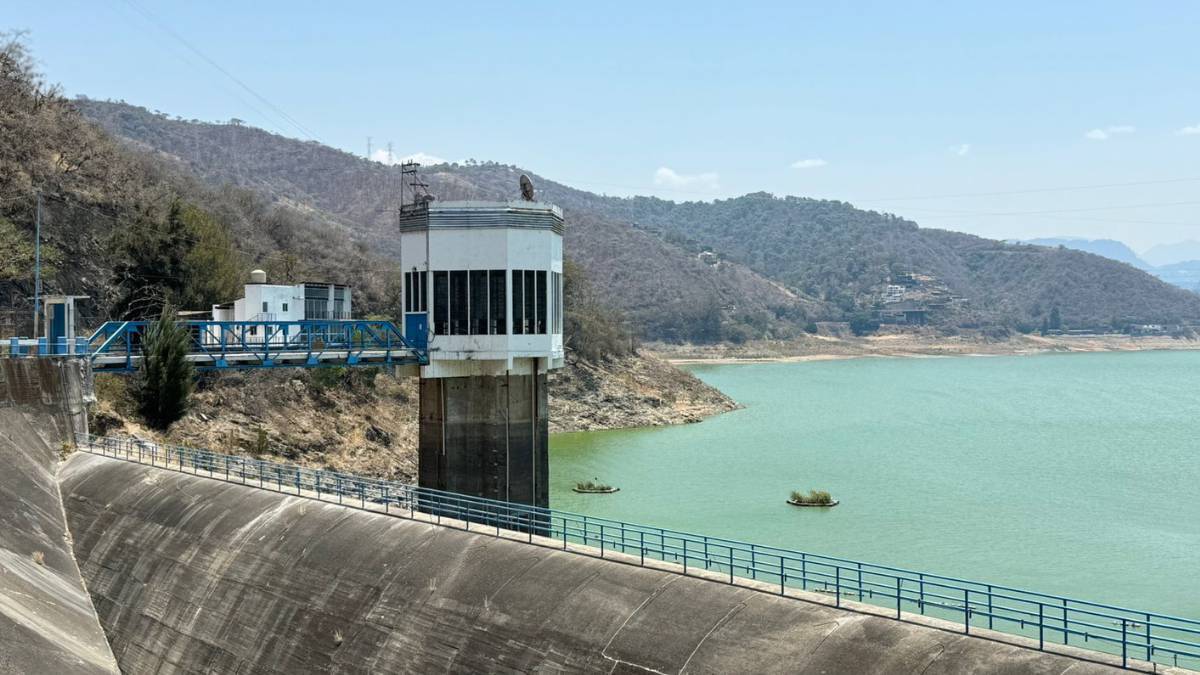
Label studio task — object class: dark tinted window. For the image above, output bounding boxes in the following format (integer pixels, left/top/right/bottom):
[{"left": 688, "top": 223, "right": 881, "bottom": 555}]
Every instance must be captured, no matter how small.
[
  {"left": 469, "top": 270, "right": 488, "bottom": 335},
  {"left": 536, "top": 271, "right": 547, "bottom": 334},
  {"left": 524, "top": 270, "right": 536, "bottom": 335},
  {"left": 433, "top": 271, "right": 448, "bottom": 335},
  {"left": 450, "top": 271, "right": 468, "bottom": 335},
  {"left": 512, "top": 270, "right": 524, "bottom": 335},
  {"left": 489, "top": 270, "right": 506, "bottom": 335}
]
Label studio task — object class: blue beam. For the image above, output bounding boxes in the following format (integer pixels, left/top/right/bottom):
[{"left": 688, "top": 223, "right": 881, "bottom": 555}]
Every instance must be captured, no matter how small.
[{"left": 76, "top": 320, "right": 427, "bottom": 373}]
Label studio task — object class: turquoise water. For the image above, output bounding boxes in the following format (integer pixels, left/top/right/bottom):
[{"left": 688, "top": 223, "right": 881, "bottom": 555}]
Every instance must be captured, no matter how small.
[{"left": 550, "top": 351, "right": 1200, "bottom": 617}]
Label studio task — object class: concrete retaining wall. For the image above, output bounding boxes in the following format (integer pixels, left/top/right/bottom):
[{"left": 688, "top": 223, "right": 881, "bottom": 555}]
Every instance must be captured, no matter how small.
[
  {"left": 61, "top": 452, "right": 1130, "bottom": 674},
  {"left": 0, "top": 359, "right": 117, "bottom": 674}
]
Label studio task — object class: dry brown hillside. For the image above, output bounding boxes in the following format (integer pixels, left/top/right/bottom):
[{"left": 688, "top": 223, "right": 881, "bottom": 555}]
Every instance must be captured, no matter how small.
[{"left": 91, "top": 353, "right": 737, "bottom": 481}]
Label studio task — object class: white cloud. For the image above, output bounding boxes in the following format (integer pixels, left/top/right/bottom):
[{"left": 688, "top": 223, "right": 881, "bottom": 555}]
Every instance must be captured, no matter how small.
[
  {"left": 790, "top": 158, "right": 828, "bottom": 169},
  {"left": 949, "top": 143, "right": 971, "bottom": 156},
  {"left": 370, "top": 149, "right": 447, "bottom": 165},
  {"left": 653, "top": 167, "right": 720, "bottom": 191},
  {"left": 1084, "top": 125, "right": 1135, "bottom": 141},
  {"left": 1178, "top": 123, "right": 1200, "bottom": 136}
]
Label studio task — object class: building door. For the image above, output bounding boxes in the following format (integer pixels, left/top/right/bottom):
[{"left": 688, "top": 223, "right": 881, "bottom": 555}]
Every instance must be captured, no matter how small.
[
  {"left": 50, "top": 303, "right": 66, "bottom": 354},
  {"left": 405, "top": 313, "right": 428, "bottom": 350}
]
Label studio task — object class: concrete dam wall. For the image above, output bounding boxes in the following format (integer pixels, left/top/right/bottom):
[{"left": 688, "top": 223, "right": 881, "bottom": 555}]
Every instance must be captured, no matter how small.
[
  {"left": 60, "top": 452, "right": 1132, "bottom": 674},
  {"left": 0, "top": 360, "right": 118, "bottom": 674}
]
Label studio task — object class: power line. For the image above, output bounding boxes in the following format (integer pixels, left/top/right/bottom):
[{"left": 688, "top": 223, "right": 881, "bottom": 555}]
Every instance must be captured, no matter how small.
[{"left": 118, "top": 0, "right": 321, "bottom": 142}]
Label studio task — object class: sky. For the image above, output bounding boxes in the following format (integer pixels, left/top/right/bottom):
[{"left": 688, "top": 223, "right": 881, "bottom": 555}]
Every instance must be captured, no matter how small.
[{"left": 8, "top": 1, "right": 1200, "bottom": 251}]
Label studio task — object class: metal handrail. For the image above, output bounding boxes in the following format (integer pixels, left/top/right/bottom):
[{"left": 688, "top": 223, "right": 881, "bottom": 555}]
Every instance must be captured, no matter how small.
[{"left": 73, "top": 433, "right": 1200, "bottom": 671}]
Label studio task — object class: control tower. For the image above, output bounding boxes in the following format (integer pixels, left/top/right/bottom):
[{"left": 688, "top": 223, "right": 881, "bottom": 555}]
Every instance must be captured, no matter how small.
[{"left": 397, "top": 181, "right": 564, "bottom": 509}]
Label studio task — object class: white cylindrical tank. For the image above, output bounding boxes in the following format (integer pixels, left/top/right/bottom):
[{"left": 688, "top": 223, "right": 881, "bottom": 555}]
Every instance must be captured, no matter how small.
[{"left": 249, "top": 269, "right": 268, "bottom": 284}]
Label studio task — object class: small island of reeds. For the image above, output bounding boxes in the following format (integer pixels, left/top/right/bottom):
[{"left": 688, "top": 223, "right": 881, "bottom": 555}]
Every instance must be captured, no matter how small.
[
  {"left": 788, "top": 489, "right": 838, "bottom": 507},
  {"left": 573, "top": 479, "right": 619, "bottom": 494}
]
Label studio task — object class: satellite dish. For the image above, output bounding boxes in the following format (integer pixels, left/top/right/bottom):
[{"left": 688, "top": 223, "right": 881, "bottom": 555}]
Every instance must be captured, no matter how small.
[{"left": 519, "top": 174, "right": 535, "bottom": 201}]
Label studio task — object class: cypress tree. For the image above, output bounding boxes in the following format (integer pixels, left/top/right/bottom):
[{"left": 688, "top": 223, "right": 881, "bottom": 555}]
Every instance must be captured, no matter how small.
[{"left": 136, "top": 307, "right": 195, "bottom": 429}]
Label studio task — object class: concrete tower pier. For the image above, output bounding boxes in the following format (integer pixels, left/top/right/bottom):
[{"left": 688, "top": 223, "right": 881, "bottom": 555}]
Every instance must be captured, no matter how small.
[
  {"left": 399, "top": 199, "right": 564, "bottom": 509},
  {"left": 418, "top": 371, "right": 548, "bottom": 505}
]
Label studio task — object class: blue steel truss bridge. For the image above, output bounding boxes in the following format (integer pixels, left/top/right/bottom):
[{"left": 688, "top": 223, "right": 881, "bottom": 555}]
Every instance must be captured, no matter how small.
[{"left": 4, "top": 320, "right": 427, "bottom": 373}]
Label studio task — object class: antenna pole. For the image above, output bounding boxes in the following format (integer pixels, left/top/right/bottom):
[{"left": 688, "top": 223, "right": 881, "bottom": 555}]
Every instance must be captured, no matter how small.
[
  {"left": 367, "top": 136, "right": 373, "bottom": 160},
  {"left": 32, "top": 192, "right": 42, "bottom": 338}
]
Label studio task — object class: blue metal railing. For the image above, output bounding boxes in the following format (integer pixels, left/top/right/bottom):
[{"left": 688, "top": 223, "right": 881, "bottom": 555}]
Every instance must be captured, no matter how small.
[
  {"left": 2, "top": 319, "right": 427, "bottom": 371},
  {"left": 75, "top": 433, "right": 1200, "bottom": 672}
]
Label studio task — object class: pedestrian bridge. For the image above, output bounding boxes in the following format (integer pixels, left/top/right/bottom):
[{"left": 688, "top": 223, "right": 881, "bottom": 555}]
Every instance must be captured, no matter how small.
[{"left": 2, "top": 319, "right": 426, "bottom": 372}]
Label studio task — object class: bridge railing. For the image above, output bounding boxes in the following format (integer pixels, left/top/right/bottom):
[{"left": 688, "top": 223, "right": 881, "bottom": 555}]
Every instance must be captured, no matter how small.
[
  {"left": 75, "top": 433, "right": 1200, "bottom": 671},
  {"left": 83, "top": 319, "right": 426, "bottom": 370}
]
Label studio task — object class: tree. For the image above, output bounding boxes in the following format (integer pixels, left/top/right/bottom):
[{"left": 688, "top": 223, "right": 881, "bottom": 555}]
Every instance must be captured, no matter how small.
[
  {"left": 111, "top": 203, "right": 190, "bottom": 319},
  {"left": 178, "top": 203, "right": 242, "bottom": 309},
  {"left": 135, "top": 307, "right": 194, "bottom": 429},
  {"left": 112, "top": 200, "right": 242, "bottom": 318},
  {"left": 1048, "top": 306, "right": 1063, "bottom": 331},
  {"left": 0, "top": 216, "right": 60, "bottom": 280}
]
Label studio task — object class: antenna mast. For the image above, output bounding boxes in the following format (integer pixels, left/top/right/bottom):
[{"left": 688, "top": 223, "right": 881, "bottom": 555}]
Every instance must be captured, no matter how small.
[{"left": 400, "top": 161, "right": 433, "bottom": 212}]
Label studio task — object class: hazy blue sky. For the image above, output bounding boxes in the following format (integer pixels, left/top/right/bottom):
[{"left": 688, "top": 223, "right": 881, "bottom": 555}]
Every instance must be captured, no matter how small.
[{"left": 9, "top": 1, "right": 1199, "bottom": 250}]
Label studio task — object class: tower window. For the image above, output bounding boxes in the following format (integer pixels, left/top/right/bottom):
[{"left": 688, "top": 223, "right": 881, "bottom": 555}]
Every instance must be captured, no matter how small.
[
  {"left": 450, "top": 271, "right": 468, "bottom": 335},
  {"left": 512, "top": 270, "right": 524, "bottom": 335},
  {"left": 469, "top": 270, "right": 488, "bottom": 335},
  {"left": 524, "top": 270, "right": 536, "bottom": 334},
  {"left": 433, "top": 271, "right": 449, "bottom": 335},
  {"left": 535, "top": 270, "right": 547, "bottom": 334},
  {"left": 489, "top": 270, "right": 506, "bottom": 335}
]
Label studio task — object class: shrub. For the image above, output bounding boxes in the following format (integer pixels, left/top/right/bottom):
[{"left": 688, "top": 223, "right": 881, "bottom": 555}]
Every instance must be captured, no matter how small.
[
  {"left": 135, "top": 307, "right": 195, "bottom": 429},
  {"left": 790, "top": 489, "right": 834, "bottom": 505}
]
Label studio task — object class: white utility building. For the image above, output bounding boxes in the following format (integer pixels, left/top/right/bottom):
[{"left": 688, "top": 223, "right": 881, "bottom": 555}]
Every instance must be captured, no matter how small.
[{"left": 209, "top": 270, "right": 352, "bottom": 343}]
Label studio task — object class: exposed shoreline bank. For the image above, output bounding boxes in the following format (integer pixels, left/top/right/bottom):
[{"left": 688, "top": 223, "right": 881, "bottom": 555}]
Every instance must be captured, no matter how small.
[{"left": 652, "top": 333, "right": 1200, "bottom": 365}]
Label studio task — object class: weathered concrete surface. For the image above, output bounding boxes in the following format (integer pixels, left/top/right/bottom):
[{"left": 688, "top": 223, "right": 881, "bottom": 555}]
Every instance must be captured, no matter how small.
[
  {"left": 420, "top": 373, "right": 550, "bottom": 508},
  {"left": 62, "top": 453, "right": 1137, "bottom": 674},
  {"left": 0, "top": 359, "right": 118, "bottom": 674}
]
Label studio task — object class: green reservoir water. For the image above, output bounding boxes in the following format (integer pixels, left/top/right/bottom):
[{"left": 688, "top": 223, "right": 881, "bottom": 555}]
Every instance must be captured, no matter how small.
[{"left": 550, "top": 351, "right": 1200, "bottom": 617}]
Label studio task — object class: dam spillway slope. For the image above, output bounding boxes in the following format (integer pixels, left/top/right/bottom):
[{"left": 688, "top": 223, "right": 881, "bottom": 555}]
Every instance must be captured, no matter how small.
[
  {"left": 60, "top": 452, "right": 1137, "bottom": 674},
  {"left": 0, "top": 360, "right": 118, "bottom": 675}
]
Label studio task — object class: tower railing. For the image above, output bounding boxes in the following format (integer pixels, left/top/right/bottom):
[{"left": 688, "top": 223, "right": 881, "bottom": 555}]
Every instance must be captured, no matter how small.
[{"left": 74, "top": 432, "right": 1200, "bottom": 672}]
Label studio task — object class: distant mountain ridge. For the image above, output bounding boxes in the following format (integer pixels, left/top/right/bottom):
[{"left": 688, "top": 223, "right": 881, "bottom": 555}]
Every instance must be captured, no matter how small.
[
  {"left": 1021, "top": 238, "right": 1151, "bottom": 270},
  {"left": 1144, "top": 240, "right": 1200, "bottom": 267},
  {"left": 75, "top": 99, "right": 1200, "bottom": 335},
  {"left": 1018, "top": 238, "right": 1200, "bottom": 293}
]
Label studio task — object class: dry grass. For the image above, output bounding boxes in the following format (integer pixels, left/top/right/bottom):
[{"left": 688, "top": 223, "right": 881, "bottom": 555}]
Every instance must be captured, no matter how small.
[{"left": 32, "top": 551, "right": 45, "bottom": 566}]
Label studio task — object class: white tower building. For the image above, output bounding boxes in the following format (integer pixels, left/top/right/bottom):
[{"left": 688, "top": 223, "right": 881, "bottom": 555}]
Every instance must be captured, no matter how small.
[{"left": 397, "top": 198, "right": 564, "bottom": 508}]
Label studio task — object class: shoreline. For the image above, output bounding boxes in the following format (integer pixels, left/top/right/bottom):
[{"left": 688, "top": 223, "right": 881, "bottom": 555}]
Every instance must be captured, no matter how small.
[{"left": 653, "top": 334, "right": 1200, "bottom": 365}]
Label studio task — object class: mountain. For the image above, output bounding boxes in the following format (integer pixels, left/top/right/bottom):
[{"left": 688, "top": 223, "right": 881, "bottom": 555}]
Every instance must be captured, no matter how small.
[
  {"left": 1143, "top": 240, "right": 1200, "bottom": 267},
  {"left": 76, "top": 99, "right": 1200, "bottom": 334},
  {"left": 1152, "top": 260, "right": 1200, "bottom": 293},
  {"left": 73, "top": 100, "right": 820, "bottom": 343},
  {"left": 1022, "top": 238, "right": 1150, "bottom": 270},
  {"left": 584, "top": 195, "right": 1200, "bottom": 331},
  {"left": 1018, "top": 238, "right": 1199, "bottom": 294}
]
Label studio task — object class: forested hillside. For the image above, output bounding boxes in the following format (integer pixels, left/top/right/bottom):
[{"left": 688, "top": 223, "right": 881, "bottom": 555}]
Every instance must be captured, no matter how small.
[
  {"left": 0, "top": 36, "right": 397, "bottom": 333},
  {"left": 584, "top": 194, "right": 1200, "bottom": 331},
  {"left": 76, "top": 99, "right": 827, "bottom": 341},
  {"left": 78, "top": 99, "right": 1200, "bottom": 335}
]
